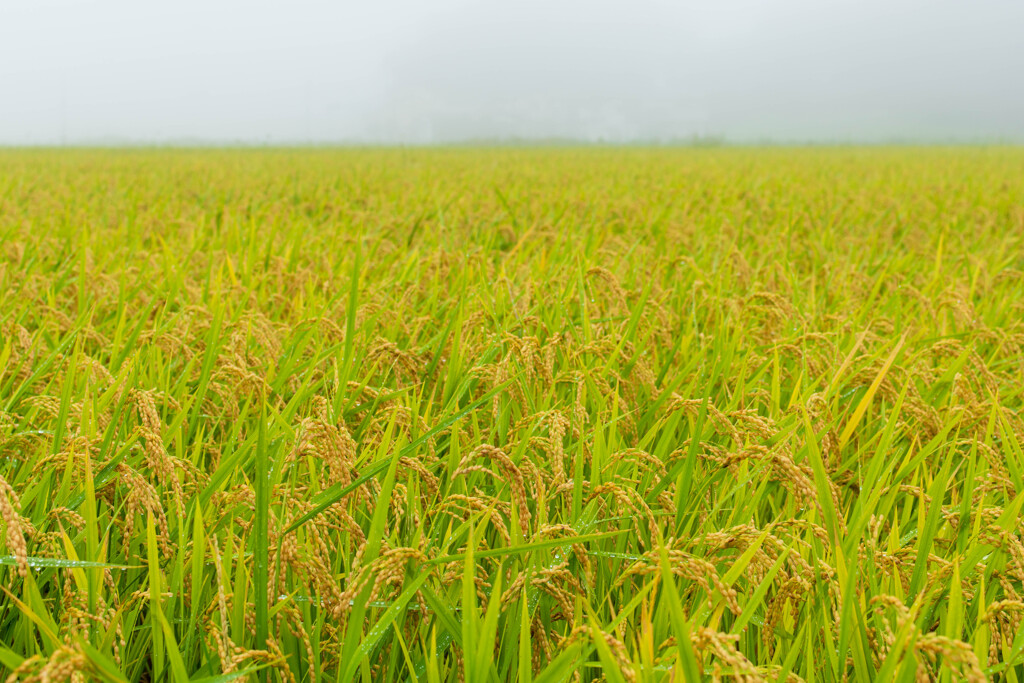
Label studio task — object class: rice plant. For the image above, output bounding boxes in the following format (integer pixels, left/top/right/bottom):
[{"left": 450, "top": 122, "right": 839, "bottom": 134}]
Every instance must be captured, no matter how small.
[{"left": 0, "top": 147, "right": 1022, "bottom": 681}]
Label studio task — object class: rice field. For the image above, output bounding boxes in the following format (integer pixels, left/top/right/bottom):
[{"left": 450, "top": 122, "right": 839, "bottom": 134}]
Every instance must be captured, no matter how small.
[{"left": 1, "top": 147, "right": 1023, "bottom": 681}]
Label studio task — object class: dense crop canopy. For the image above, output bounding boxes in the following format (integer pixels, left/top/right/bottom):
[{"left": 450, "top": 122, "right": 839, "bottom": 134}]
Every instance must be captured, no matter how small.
[{"left": 0, "top": 148, "right": 1023, "bottom": 681}]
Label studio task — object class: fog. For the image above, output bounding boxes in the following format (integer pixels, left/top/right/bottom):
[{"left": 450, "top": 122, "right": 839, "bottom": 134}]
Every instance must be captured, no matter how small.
[{"left": 2, "top": 0, "right": 1023, "bottom": 144}]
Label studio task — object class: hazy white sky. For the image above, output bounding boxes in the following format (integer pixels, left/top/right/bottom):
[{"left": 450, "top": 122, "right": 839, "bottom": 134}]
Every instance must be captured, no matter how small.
[{"left": 2, "top": 0, "right": 1023, "bottom": 144}]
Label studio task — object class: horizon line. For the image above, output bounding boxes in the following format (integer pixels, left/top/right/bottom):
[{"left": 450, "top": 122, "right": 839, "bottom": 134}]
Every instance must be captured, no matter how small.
[{"left": 2, "top": 137, "right": 1023, "bottom": 150}]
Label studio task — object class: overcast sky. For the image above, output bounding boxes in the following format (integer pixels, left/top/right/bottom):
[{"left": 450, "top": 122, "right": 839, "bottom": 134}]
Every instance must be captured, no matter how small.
[{"left": 2, "top": 0, "right": 1023, "bottom": 144}]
